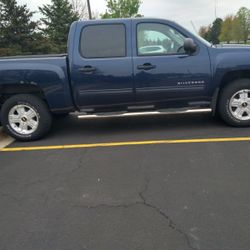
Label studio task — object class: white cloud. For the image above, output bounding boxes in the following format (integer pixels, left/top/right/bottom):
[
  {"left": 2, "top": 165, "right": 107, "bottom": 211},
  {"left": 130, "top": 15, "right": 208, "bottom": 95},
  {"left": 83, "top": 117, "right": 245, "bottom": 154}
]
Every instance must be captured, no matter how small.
[{"left": 17, "top": 0, "right": 250, "bottom": 31}]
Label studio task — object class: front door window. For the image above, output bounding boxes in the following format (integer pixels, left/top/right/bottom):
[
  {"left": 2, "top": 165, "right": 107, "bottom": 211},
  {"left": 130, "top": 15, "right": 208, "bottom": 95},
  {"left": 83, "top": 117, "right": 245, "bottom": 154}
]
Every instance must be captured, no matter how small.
[{"left": 137, "top": 23, "right": 186, "bottom": 56}]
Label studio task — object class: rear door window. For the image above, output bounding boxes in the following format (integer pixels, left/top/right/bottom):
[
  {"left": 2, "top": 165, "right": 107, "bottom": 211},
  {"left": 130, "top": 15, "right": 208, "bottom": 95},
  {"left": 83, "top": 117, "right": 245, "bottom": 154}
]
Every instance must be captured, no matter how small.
[{"left": 80, "top": 24, "right": 126, "bottom": 58}]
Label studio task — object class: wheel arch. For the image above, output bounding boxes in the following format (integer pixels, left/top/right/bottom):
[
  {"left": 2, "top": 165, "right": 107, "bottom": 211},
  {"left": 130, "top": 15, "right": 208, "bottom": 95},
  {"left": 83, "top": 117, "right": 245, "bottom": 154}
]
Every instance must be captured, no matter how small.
[
  {"left": 212, "top": 70, "right": 250, "bottom": 115},
  {"left": 0, "top": 84, "right": 46, "bottom": 107}
]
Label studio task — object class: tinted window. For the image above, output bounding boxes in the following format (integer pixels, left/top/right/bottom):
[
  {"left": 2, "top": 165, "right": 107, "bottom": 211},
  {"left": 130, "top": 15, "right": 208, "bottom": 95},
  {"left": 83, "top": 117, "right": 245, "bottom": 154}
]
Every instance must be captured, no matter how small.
[
  {"left": 80, "top": 24, "right": 126, "bottom": 58},
  {"left": 137, "top": 23, "right": 186, "bottom": 56}
]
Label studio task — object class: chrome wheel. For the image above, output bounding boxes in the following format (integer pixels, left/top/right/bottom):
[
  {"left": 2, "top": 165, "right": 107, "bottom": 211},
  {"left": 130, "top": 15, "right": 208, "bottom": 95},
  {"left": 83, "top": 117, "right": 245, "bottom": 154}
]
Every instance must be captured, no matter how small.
[
  {"left": 8, "top": 105, "right": 39, "bottom": 135},
  {"left": 229, "top": 89, "right": 250, "bottom": 121}
]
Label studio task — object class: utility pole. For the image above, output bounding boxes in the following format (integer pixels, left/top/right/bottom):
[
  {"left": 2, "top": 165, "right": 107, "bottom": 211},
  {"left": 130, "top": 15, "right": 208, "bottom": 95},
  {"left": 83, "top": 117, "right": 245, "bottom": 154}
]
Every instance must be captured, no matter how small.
[
  {"left": 86, "top": 0, "right": 92, "bottom": 19},
  {"left": 215, "top": 0, "right": 218, "bottom": 18}
]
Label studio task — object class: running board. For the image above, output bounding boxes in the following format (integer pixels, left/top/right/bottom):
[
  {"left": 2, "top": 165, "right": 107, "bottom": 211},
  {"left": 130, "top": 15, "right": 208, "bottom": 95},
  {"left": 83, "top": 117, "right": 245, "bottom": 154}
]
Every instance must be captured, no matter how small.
[{"left": 77, "top": 108, "right": 212, "bottom": 118}]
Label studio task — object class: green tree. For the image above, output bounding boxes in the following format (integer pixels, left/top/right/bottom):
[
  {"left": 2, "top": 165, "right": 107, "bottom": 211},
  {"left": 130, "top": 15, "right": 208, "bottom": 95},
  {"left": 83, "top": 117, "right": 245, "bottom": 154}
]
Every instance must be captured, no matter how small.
[
  {"left": 0, "top": 0, "right": 37, "bottom": 56},
  {"left": 102, "top": 0, "right": 142, "bottom": 19},
  {"left": 209, "top": 18, "right": 223, "bottom": 44},
  {"left": 199, "top": 26, "right": 208, "bottom": 38},
  {"left": 219, "top": 15, "right": 234, "bottom": 43},
  {"left": 39, "top": 0, "right": 79, "bottom": 53},
  {"left": 198, "top": 25, "right": 211, "bottom": 41},
  {"left": 236, "top": 7, "right": 250, "bottom": 43},
  {"left": 232, "top": 16, "right": 242, "bottom": 43}
]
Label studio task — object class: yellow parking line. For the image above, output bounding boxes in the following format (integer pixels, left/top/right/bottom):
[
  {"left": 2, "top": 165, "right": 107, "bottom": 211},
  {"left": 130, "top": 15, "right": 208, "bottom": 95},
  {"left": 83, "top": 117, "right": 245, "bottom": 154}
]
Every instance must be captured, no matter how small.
[{"left": 1, "top": 137, "right": 250, "bottom": 152}]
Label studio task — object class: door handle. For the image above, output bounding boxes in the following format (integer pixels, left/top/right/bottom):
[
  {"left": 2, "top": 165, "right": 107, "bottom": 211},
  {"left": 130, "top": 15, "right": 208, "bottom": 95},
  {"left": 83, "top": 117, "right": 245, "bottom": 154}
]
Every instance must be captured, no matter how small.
[
  {"left": 137, "top": 63, "right": 156, "bottom": 71},
  {"left": 78, "top": 66, "right": 96, "bottom": 73}
]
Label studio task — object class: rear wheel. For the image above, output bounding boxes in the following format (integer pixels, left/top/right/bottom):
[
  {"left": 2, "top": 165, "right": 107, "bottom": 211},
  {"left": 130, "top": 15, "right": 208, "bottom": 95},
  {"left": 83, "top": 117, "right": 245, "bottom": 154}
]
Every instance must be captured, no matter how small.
[
  {"left": 218, "top": 79, "right": 250, "bottom": 127},
  {"left": 1, "top": 94, "right": 52, "bottom": 141}
]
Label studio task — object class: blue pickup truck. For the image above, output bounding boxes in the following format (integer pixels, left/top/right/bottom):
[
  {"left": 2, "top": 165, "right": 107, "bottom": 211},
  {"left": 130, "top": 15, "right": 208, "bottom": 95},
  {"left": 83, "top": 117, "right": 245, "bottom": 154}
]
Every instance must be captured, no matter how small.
[{"left": 1, "top": 18, "right": 250, "bottom": 141}]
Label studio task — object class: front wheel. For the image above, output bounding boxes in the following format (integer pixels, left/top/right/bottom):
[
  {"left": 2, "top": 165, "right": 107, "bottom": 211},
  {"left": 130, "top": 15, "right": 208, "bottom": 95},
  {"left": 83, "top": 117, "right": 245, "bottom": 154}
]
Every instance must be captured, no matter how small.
[
  {"left": 1, "top": 94, "right": 52, "bottom": 141},
  {"left": 218, "top": 79, "right": 250, "bottom": 127}
]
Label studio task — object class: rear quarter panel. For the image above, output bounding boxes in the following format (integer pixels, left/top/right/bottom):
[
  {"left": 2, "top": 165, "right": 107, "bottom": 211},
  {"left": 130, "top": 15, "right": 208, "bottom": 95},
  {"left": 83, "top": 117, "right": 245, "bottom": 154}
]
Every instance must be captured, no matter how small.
[{"left": 0, "top": 56, "right": 74, "bottom": 112}]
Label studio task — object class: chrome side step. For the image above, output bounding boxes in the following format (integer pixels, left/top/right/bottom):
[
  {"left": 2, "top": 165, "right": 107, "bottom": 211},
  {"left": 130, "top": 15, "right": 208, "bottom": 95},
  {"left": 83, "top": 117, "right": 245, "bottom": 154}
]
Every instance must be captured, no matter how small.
[{"left": 77, "top": 108, "right": 212, "bottom": 118}]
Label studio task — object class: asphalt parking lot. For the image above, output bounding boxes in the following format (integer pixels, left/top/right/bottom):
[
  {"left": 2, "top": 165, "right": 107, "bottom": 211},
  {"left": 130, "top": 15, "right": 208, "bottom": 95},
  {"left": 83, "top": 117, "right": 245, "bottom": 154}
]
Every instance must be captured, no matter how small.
[{"left": 0, "top": 112, "right": 250, "bottom": 250}]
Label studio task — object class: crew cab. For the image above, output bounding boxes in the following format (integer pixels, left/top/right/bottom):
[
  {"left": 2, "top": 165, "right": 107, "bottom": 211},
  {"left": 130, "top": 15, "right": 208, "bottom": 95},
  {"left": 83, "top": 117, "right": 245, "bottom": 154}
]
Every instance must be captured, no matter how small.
[{"left": 1, "top": 18, "right": 250, "bottom": 141}]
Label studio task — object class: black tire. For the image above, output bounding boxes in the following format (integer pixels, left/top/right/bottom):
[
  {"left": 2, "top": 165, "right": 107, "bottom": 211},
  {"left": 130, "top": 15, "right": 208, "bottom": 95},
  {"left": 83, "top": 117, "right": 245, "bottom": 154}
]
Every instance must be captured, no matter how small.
[
  {"left": 218, "top": 78, "right": 250, "bottom": 127},
  {"left": 1, "top": 94, "right": 52, "bottom": 141}
]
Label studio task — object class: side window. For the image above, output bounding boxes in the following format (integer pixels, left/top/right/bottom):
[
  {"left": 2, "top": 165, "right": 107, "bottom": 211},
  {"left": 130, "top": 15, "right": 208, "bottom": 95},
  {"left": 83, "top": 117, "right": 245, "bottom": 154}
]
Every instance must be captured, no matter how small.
[
  {"left": 137, "top": 23, "right": 186, "bottom": 56},
  {"left": 80, "top": 24, "right": 126, "bottom": 58}
]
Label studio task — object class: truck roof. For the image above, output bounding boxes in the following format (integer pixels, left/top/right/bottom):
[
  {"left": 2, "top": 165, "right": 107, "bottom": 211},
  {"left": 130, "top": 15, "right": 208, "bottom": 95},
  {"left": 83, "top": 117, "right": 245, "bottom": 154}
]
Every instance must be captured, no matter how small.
[{"left": 76, "top": 17, "right": 175, "bottom": 24}]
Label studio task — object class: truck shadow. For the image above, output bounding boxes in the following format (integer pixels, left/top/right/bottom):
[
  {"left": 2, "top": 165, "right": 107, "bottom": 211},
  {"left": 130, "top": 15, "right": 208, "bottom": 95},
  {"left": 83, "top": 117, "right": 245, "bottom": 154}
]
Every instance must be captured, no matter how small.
[
  {"left": 50, "top": 111, "right": 248, "bottom": 141},
  {"left": 52, "top": 112, "right": 219, "bottom": 134},
  {"left": 11, "top": 111, "right": 250, "bottom": 147}
]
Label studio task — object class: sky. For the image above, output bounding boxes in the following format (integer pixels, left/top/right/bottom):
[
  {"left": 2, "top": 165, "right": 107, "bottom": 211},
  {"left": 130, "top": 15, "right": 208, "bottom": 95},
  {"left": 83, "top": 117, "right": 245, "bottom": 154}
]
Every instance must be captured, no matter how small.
[{"left": 17, "top": 0, "right": 250, "bottom": 31}]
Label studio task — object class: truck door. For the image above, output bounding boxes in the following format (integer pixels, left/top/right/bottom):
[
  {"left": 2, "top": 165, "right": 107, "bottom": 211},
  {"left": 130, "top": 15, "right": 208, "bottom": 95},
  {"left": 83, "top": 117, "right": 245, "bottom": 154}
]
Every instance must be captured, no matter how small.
[
  {"left": 71, "top": 21, "right": 134, "bottom": 108},
  {"left": 132, "top": 20, "right": 211, "bottom": 104}
]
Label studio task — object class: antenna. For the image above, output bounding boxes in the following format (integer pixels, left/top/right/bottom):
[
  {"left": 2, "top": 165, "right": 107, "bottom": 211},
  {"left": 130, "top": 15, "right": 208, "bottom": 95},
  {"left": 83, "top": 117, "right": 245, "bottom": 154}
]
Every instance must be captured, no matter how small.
[{"left": 190, "top": 21, "right": 198, "bottom": 34}]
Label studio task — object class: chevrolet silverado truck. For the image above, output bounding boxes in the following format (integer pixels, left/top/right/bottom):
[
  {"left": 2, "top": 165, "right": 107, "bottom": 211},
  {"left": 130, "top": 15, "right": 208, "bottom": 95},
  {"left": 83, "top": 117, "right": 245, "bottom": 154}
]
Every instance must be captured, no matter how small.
[{"left": 1, "top": 18, "right": 250, "bottom": 141}]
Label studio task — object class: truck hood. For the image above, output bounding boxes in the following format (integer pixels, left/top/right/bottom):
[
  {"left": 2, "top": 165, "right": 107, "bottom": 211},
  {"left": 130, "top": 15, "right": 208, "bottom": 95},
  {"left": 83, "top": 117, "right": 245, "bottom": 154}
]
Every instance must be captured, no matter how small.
[
  {"left": 212, "top": 44, "right": 250, "bottom": 54},
  {"left": 215, "top": 44, "right": 250, "bottom": 48}
]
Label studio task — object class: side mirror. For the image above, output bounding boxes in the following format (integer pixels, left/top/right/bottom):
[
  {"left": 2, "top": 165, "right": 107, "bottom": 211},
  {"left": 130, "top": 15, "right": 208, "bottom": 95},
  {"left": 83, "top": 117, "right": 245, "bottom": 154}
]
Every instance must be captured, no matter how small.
[{"left": 184, "top": 38, "right": 197, "bottom": 54}]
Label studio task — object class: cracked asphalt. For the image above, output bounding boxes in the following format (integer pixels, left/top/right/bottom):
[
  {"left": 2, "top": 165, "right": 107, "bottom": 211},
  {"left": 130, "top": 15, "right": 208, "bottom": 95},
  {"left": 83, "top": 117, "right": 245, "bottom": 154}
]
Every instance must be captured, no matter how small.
[{"left": 0, "top": 112, "right": 250, "bottom": 250}]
